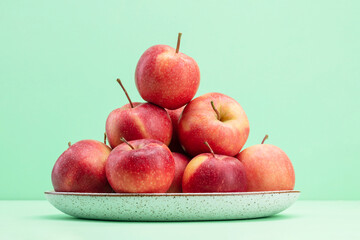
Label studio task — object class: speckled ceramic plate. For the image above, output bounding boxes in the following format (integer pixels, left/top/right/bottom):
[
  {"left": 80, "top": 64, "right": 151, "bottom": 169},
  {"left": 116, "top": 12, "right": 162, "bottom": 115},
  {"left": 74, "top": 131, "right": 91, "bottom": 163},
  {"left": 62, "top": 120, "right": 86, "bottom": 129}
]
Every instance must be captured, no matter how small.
[{"left": 45, "top": 190, "right": 300, "bottom": 221}]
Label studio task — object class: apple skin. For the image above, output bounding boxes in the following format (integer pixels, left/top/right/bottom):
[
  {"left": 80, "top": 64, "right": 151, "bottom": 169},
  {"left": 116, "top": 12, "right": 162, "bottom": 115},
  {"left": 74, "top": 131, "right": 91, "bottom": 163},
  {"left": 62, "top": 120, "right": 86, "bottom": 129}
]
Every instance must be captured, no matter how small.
[
  {"left": 182, "top": 153, "right": 247, "bottom": 193},
  {"left": 167, "top": 106, "right": 186, "bottom": 153},
  {"left": 105, "top": 102, "right": 172, "bottom": 149},
  {"left": 167, "top": 152, "right": 190, "bottom": 193},
  {"left": 236, "top": 144, "right": 295, "bottom": 191},
  {"left": 178, "top": 92, "right": 249, "bottom": 157},
  {"left": 51, "top": 140, "right": 113, "bottom": 193},
  {"left": 135, "top": 45, "right": 200, "bottom": 110},
  {"left": 106, "top": 139, "right": 175, "bottom": 193}
]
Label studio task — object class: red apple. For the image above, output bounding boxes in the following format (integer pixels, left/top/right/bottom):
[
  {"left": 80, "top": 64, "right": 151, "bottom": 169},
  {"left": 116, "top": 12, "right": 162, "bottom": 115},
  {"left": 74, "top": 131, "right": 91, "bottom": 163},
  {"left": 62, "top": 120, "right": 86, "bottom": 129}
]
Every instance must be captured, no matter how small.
[
  {"left": 51, "top": 139, "right": 113, "bottom": 193},
  {"left": 106, "top": 79, "right": 172, "bottom": 149},
  {"left": 182, "top": 142, "right": 247, "bottom": 193},
  {"left": 135, "top": 33, "right": 200, "bottom": 110},
  {"left": 167, "top": 106, "right": 186, "bottom": 153},
  {"left": 167, "top": 152, "right": 190, "bottom": 193},
  {"left": 178, "top": 92, "right": 249, "bottom": 157},
  {"left": 236, "top": 135, "right": 295, "bottom": 191},
  {"left": 106, "top": 139, "right": 175, "bottom": 193}
]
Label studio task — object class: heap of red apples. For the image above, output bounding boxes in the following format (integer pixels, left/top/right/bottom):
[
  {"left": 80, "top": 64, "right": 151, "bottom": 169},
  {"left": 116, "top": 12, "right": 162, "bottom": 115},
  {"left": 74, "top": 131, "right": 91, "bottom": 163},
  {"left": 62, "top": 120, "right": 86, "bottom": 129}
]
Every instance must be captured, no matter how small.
[{"left": 52, "top": 33, "right": 295, "bottom": 194}]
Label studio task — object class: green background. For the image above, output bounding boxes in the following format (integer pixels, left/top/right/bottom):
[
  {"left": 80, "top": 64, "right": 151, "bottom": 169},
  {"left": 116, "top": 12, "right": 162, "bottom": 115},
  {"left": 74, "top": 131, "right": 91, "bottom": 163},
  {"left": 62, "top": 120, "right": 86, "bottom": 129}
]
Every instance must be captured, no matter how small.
[{"left": 1, "top": 0, "right": 359, "bottom": 200}]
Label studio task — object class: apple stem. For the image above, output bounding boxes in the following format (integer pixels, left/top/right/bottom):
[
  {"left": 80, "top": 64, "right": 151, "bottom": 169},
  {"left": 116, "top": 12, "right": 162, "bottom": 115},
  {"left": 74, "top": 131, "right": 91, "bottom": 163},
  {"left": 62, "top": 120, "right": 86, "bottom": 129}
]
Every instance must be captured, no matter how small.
[
  {"left": 204, "top": 141, "right": 215, "bottom": 157},
  {"left": 261, "top": 134, "right": 269, "bottom": 144},
  {"left": 120, "top": 137, "right": 135, "bottom": 150},
  {"left": 175, "top": 33, "right": 182, "bottom": 53},
  {"left": 68, "top": 142, "right": 71, "bottom": 147},
  {"left": 211, "top": 101, "right": 220, "bottom": 120},
  {"left": 104, "top": 132, "right": 107, "bottom": 145},
  {"left": 117, "top": 78, "right": 134, "bottom": 108}
]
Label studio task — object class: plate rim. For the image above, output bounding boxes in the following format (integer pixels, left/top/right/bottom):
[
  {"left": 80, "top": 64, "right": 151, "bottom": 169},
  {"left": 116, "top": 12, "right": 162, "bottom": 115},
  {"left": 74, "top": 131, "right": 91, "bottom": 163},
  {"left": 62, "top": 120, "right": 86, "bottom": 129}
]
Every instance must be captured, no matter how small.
[{"left": 44, "top": 190, "right": 300, "bottom": 197}]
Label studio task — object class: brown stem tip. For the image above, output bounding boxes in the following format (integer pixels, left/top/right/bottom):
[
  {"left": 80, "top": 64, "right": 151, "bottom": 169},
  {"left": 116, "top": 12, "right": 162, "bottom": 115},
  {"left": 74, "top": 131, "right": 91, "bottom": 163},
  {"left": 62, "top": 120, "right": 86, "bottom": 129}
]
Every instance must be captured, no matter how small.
[
  {"left": 104, "top": 132, "right": 107, "bottom": 145},
  {"left": 68, "top": 141, "right": 71, "bottom": 147},
  {"left": 204, "top": 141, "right": 215, "bottom": 157},
  {"left": 117, "top": 78, "right": 134, "bottom": 108},
  {"left": 120, "top": 137, "right": 135, "bottom": 150},
  {"left": 261, "top": 134, "right": 269, "bottom": 144},
  {"left": 176, "top": 32, "right": 182, "bottom": 53},
  {"left": 211, "top": 101, "right": 220, "bottom": 120}
]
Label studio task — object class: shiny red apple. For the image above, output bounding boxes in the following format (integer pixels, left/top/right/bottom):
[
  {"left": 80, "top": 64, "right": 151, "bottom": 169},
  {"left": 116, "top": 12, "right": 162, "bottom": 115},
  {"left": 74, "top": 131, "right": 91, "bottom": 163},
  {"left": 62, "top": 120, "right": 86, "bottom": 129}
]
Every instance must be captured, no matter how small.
[
  {"left": 135, "top": 33, "right": 200, "bottom": 110},
  {"left": 178, "top": 92, "right": 249, "bottom": 156},
  {"left": 106, "top": 139, "right": 175, "bottom": 193},
  {"left": 106, "top": 79, "right": 172, "bottom": 149},
  {"left": 236, "top": 135, "right": 295, "bottom": 191},
  {"left": 182, "top": 142, "right": 247, "bottom": 193},
  {"left": 51, "top": 139, "right": 113, "bottom": 193}
]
